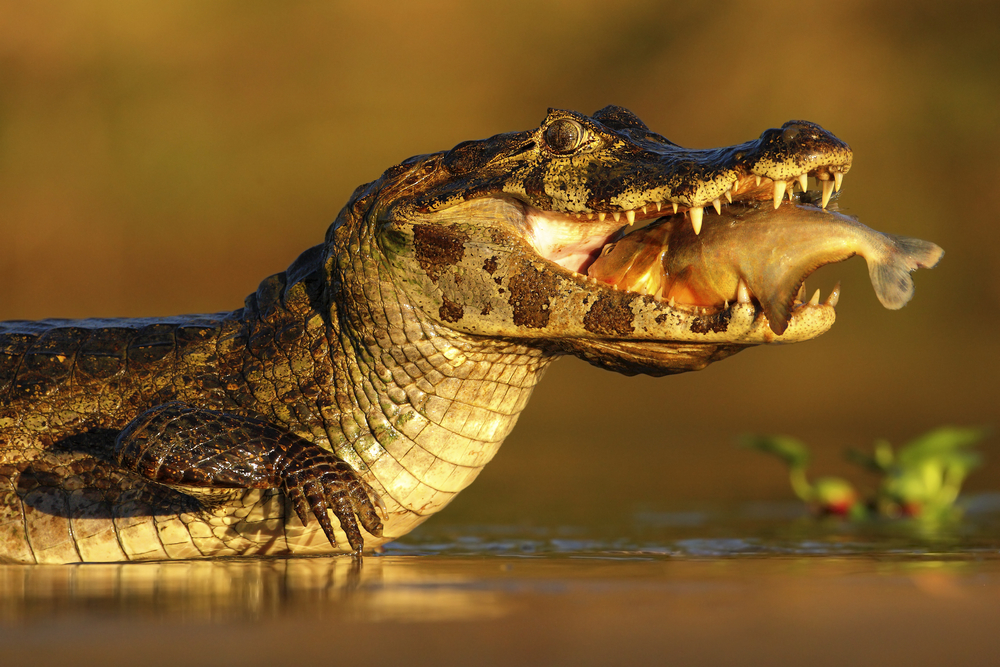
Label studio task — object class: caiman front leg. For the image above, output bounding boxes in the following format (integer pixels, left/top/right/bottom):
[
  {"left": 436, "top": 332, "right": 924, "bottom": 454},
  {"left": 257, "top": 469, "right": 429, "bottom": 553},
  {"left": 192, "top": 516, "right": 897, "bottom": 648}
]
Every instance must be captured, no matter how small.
[{"left": 114, "top": 401, "right": 384, "bottom": 554}]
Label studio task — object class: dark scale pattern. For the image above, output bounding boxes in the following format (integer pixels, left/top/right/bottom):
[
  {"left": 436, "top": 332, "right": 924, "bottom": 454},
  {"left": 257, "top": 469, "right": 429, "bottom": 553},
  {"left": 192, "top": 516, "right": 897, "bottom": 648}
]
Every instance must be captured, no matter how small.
[
  {"left": 507, "top": 264, "right": 560, "bottom": 328},
  {"left": 438, "top": 297, "right": 464, "bottom": 323},
  {"left": 412, "top": 224, "right": 468, "bottom": 282},
  {"left": 583, "top": 293, "right": 637, "bottom": 337}
]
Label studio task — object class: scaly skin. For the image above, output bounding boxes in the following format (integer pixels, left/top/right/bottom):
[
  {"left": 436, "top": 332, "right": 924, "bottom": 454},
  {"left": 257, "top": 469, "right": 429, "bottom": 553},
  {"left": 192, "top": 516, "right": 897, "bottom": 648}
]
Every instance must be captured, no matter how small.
[{"left": 0, "top": 106, "right": 858, "bottom": 563}]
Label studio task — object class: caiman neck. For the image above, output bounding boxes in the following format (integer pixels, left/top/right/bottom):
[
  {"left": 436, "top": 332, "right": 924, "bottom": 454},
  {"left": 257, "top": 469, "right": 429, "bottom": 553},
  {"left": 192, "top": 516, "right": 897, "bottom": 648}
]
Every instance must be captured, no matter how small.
[{"left": 324, "top": 212, "right": 553, "bottom": 538}]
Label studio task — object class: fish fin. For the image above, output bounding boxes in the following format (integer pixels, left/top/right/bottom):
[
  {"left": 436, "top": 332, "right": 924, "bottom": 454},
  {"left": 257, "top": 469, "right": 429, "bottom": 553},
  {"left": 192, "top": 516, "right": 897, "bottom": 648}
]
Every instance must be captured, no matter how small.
[
  {"left": 763, "top": 288, "right": 796, "bottom": 335},
  {"left": 868, "top": 236, "right": 944, "bottom": 310}
]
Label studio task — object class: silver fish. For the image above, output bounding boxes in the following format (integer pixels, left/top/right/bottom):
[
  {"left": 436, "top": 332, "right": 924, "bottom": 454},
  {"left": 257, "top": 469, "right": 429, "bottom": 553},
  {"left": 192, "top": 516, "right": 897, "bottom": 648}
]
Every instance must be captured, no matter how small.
[{"left": 588, "top": 202, "right": 944, "bottom": 335}]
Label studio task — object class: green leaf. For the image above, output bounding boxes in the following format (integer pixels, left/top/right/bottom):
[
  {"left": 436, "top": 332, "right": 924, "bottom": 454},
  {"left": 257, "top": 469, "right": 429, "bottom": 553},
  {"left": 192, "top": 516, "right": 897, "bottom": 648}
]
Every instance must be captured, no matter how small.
[{"left": 896, "top": 426, "right": 990, "bottom": 466}]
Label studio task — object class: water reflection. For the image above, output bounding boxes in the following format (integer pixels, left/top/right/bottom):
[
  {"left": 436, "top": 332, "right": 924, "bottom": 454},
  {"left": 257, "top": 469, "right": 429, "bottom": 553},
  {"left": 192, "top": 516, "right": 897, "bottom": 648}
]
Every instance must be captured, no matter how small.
[
  {"left": 4, "top": 497, "right": 999, "bottom": 625},
  {"left": 5, "top": 552, "right": 996, "bottom": 626},
  {"left": 0, "top": 557, "right": 514, "bottom": 623}
]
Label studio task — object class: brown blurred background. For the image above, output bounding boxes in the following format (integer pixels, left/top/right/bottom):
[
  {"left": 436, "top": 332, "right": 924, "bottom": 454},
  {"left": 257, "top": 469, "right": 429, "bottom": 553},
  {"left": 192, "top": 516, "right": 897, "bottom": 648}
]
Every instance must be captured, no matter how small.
[{"left": 1, "top": 0, "right": 998, "bottom": 524}]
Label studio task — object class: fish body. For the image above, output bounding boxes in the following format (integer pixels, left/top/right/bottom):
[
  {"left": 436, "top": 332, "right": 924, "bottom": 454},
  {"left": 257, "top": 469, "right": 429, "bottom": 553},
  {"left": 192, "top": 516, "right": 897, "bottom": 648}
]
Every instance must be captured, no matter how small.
[{"left": 589, "top": 202, "right": 944, "bottom": 334}]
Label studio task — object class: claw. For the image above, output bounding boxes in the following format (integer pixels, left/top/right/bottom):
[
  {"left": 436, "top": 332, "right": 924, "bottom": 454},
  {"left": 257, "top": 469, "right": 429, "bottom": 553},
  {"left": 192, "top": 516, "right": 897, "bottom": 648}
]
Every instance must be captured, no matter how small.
[
  {"left": 279, "top": 445, "right": 384, "bottom": 553},
  {"left": 287, "top": 486, "right": 312, "bottom": 527},
  {"left": 370, "top": 485, "right": 389, "bottom": 522},
  {"left": 330, "top": 492, "right": 365, "bottom": 552}
]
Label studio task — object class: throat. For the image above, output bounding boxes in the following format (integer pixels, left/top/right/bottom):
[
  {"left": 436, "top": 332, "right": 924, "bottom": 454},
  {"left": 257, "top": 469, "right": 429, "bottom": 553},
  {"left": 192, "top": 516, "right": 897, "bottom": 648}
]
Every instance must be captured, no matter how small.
[{"left": 335, "top": 318, "right": 552, "bottom": 525}]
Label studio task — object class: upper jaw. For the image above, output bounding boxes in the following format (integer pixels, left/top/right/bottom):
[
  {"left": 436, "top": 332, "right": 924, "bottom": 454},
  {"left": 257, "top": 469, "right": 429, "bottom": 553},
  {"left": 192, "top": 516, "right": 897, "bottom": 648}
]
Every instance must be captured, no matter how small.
[
  {"left": 540, "top": 118, "right": 853, "bottom": 236},
  {"left": 540, "top": 162, "right": 851, "bottom": 241}
]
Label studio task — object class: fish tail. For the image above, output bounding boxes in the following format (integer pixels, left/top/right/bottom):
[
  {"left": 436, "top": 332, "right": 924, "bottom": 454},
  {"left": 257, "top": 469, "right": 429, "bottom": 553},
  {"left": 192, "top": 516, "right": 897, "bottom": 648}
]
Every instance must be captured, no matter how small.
[{"left": 868, "top": 235, "right": 944, "bottom": 310}]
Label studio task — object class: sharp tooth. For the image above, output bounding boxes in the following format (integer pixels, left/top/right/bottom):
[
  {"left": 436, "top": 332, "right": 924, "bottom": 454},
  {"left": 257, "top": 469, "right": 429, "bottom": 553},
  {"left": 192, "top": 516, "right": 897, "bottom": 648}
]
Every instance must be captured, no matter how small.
[
  {"left": 821, "top": 180, "right": 834, "bottom": 208},
  {"left": 613, "top": 211, "right": 621, "bottom": 222},
  {"left": 588, "top": 212, "right": 595, "bottom": 220},
  {"left": 733, "top": 179, "right": 739, "bottom": 193},
  {"left": 834, "top": 171, "right": 844, "bottom": 192},
  {"left": 641, "top": 205, "right": 648, "bottom": 214},
  {"left": 625, "top": 210, "right": 635, "bottom": 225},
  {"left": 755, "top": 175, "right": 762, "bottom": 187},
  {"left": 772, "top": 180, "right": 786, "bottom": 209},
  {"left": 796, "top": 283, "right": 806, "bottom": 302},
  {"left": 809, "top": 289, "right": 821, "bottom": 306},
  {"left": 672, "top": 202, "right": 679, "bottom": 214},
  {"left": 737, "top": 279, "right": 751, "bottom": 304},
  {"left": 689, "top": 206, "right": 704, "bottom": 234},
  {"left": 669, "top": 296, "right": 676, "bottom": 308},
  {"left": 655, "top": 201, "right": 662, "bottom": 212},
  {"left": 712, "top": 198, "right": 722, "bottom": 215},
  {"left": 826, "top": 281, "right": 841, "bottom": 307},
  {"left": 598, "top": 212, "right": 606, "bottom": 221},
  {"left": 798, "top": 174, "right": 808, "bottom": 191},
  {"left": 724, "top": 189, "right": 733, "bottom": 203},
  {"left": 724, "top": 299, "right": 729, "bottom": 309}
]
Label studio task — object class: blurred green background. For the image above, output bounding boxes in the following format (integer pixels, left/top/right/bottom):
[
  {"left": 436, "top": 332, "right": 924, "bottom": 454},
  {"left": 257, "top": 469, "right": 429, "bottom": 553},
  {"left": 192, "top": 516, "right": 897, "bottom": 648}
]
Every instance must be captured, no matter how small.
[{"left": 1, "top": 0, "right": 998, "bottom": 525}]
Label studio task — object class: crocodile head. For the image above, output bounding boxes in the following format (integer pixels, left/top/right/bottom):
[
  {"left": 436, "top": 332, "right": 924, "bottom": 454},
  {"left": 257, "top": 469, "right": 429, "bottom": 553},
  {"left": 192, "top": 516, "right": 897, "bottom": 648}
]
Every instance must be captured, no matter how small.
[{"left": 333, "top": 105, "right": 855, "bottom": 376}]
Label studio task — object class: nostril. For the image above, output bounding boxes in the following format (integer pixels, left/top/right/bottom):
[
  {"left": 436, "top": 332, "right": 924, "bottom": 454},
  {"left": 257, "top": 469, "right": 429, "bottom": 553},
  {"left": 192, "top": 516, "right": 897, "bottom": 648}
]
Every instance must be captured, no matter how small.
[{"left": 782, "top": 126, "right": 802, "bottom": 142}]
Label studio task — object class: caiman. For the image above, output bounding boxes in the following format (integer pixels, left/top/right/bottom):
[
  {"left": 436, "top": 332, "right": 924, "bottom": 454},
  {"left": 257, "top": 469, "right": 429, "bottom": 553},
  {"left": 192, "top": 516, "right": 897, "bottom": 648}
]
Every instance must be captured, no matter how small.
[{"left": 0, "top": 106, "right": 942, "bottom": 564}]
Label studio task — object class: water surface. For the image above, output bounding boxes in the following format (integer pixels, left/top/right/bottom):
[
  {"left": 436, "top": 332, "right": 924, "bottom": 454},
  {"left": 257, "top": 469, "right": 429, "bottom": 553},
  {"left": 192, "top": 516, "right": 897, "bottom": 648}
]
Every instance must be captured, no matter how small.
[{"left": 4, "top": 498, "right": 1000, "bottom": 667}]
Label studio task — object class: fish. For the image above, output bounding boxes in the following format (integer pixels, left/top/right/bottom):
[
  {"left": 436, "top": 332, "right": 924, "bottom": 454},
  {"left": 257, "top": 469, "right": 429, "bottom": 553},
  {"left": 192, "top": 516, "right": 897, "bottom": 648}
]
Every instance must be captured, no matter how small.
[{"left": 587, "top": 201, "right": 944, "bottom": 335}]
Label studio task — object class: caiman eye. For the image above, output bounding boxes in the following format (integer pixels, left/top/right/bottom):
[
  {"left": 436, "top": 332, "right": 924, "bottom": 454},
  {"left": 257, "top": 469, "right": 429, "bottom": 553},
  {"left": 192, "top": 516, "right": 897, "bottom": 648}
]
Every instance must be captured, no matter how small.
[{"left": 545, "top": 119, "right": 585, "bottom": 154}]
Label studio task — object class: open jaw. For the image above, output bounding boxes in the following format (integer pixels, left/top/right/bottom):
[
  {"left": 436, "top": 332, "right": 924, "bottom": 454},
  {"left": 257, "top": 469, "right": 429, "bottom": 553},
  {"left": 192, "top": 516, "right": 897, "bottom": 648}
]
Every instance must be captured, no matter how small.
[
  {"left": 518, "top": 169, "right": 942, "bottom": 340},
  {"left": 525, "top": 175, "right": 849, "bottom": 334}
]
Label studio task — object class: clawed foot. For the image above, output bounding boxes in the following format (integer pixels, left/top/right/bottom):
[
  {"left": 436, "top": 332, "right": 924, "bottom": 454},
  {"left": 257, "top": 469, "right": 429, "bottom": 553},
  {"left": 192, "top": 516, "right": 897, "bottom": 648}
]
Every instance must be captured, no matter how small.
[
  {"left": 116, "top": 401, "right": 386, "bottom": 554},
  {"left": 281, "top": 446, "right": 386, "bottom": 554}
]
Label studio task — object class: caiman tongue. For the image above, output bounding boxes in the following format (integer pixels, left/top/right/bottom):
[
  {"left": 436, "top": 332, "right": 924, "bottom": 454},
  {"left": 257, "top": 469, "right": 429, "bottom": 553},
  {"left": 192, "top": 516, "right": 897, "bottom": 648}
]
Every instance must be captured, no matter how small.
[{"left": 586, "top": 201, "right": 944, "bottom": 335}]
